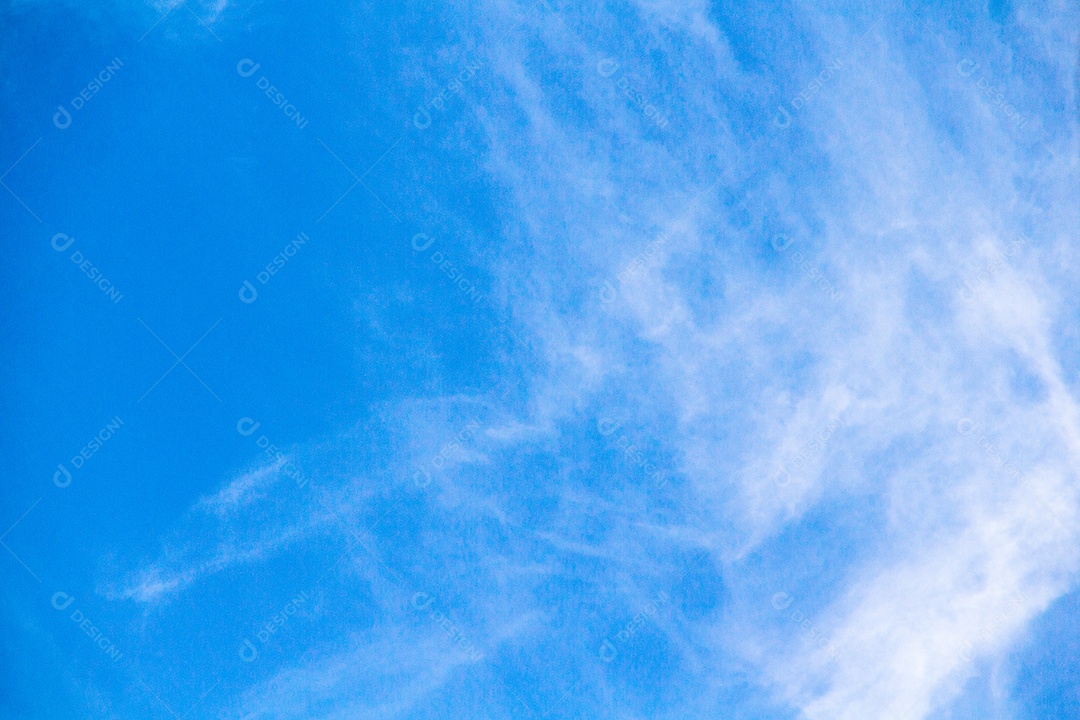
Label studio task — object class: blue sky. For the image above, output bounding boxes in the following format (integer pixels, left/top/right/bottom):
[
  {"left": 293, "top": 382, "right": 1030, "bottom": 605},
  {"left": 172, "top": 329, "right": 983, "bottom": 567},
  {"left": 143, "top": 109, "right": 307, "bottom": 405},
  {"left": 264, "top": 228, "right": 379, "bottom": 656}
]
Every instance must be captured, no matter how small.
[{"left": 1, "top": 0, "right": 1078, "bottom": 718}]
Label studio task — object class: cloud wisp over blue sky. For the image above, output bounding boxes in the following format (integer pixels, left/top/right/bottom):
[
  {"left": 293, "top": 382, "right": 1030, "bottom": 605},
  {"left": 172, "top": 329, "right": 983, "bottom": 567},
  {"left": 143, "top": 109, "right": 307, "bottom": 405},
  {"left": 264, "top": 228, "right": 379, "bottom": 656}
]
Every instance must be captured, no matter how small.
[{"left": 2, "top": 1, "right": 1079, "bottom": 718}]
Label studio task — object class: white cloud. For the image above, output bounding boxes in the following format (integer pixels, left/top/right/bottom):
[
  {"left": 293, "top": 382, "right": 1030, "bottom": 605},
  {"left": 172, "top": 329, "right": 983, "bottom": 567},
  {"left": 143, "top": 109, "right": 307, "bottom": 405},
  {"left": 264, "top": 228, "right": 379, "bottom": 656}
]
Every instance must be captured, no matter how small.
[
  {"left": 107, "top": 3, "right": 1079, "bottom": 717},
  {"left": 111, "top": 458, "right": 318, "bottom": 604},
  {"left": 457, "top": 1, "right": 1080, "bottom": 717}
]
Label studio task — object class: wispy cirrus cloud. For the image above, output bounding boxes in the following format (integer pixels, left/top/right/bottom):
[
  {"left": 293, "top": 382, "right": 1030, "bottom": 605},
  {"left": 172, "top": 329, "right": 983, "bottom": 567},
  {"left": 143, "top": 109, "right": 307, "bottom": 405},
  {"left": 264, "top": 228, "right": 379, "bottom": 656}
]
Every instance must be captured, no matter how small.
[
  {"left": 111, "top": 458, "right": 319, "bottom": 603},
  {"left": 449, "top": 1, "right": 1080, "bottom": 717},
  {"left": 101, "top": 1, "right": 1078, "bottom": 717}
]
